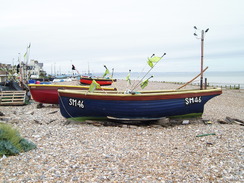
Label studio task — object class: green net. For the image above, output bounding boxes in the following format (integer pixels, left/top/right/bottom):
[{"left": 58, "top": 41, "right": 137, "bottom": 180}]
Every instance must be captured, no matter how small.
[
  {"left": 0, "top": 123, "right": 36, "bottom": 156},
  {"left": 19, "top": 138, "right": 36, "bottom": 152},
  {"left": 0, "top": 140, "right": 20, "bottom": 155}
]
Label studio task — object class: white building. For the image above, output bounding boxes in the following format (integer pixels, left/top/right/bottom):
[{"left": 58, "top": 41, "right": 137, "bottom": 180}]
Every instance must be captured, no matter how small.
[{"left": 27, "top": 60, "right": 46, "bottom": 79}]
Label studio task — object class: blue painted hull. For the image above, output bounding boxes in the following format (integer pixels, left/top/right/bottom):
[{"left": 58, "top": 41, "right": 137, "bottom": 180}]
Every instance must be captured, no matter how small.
[{"left": 58, "top": 89, "right": 221, "bottom": 119}]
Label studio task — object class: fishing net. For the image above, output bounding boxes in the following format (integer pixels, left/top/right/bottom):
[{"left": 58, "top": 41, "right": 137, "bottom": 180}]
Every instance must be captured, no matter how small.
[{"left": 0, "top": 123, "right": 36, "bottom": 156}]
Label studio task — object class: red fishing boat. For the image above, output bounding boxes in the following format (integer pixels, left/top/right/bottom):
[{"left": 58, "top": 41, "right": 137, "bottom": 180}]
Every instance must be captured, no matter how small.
[
  {"left": 80, "top": 76, "right": 117, "bottom": 86},
  {"left": 28, "top": 84, "right": 116, "bottom": 104}
]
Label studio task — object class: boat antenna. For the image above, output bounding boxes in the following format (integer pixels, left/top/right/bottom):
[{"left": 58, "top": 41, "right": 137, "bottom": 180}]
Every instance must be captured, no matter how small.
[
  {"left": 111, "top": 68, "right": 114, "bottom": 78},
  {"left": 88, "top": 62, "right": 90, "bottom": 75},
  {"left": 130, "top": 54, "right": 155, "bottom": 89},
  {"left": 131, "top": 53, "right": 166, "bottom": 91}
]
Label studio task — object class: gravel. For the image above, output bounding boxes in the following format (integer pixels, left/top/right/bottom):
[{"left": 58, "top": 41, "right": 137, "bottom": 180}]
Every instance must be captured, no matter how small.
[{"left": 0, "top": 80, "right": 243, "bottom": 182}]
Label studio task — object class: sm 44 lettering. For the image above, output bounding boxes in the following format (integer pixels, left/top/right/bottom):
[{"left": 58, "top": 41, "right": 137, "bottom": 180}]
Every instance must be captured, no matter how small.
[
  {"left": 185, "top": 96, "right": 202, "bottom": 105},
  {"left": 69, "top": 98, "right": 84, "bottom": 108}
]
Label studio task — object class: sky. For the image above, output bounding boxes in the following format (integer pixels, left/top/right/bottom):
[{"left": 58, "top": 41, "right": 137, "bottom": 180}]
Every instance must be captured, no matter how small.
[{"left": 0, "top": 0, "right": 244, "bottom": 75}]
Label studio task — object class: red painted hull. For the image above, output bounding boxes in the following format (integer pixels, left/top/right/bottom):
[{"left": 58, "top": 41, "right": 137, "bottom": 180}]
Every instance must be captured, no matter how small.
[
  {"left": 80, "top": 77, "right": 116, "bottom": 86},
  {"left": 28, "top": 84, "right": 116, "bottom": 104}
]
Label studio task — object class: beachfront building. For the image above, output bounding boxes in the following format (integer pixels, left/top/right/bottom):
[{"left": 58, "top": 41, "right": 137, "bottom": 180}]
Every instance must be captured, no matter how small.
[
  {"left": 27, "top": 59, "right": 46, "bottom": 79},
  {"left": 0, "top": 60, "right": 47, "bottom": 81}
]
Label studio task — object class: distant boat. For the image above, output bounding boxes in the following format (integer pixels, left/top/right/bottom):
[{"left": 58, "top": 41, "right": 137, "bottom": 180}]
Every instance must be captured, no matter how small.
[
  {"left": 53, "top": 78, "right": 73, "bottom": 82},
  {"left": 80, "top": 76, "right": 117, "bottom": 86},
  {"left": 29, "top": 84, "right": 117, "bottom": 104},
  {"left": 58, "top": 88, "right": 222, "bottom": 121},
  {"left": 80, "top": 65, "right": 116, "bottom": 85}
]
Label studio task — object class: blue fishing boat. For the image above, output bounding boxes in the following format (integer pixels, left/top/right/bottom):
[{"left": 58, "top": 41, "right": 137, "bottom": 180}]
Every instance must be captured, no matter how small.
[{"left": 58, "top": 88, "right": 222, "bottom": 121}]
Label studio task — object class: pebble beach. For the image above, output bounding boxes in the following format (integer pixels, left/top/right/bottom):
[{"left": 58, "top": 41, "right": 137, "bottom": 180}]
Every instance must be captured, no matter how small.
[{"left": 0, "top": 80, "right": 243, "bottom": 182}]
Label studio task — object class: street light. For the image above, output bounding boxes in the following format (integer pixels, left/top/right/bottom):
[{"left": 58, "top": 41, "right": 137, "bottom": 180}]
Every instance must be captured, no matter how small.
[{"left": 193, "top": 26, "right": 209, "bottom": 90}]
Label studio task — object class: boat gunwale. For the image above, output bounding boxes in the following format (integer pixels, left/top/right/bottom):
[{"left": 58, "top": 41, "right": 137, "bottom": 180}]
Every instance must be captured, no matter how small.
[
  {"left": 58, "top": 88, "right": 222, "bottom": 97},
  {"left": 28, "top": 84, "right": 116, "bottom": 90},
  {"left": 28, "top": 84, "right": 89, "bottom": 88}
]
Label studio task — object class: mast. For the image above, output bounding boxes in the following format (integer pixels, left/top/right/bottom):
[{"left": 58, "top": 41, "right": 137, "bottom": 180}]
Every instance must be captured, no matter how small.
[
  {"left": 18, "top": 53, "right": 23, "bottom": 84},
  {"left": 88, "top": 62, "right": 91, "bottom": 75}
]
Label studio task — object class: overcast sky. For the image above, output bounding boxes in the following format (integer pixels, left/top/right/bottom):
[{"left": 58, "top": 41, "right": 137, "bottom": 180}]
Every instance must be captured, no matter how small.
[{"left": 1, "top": 0, "right": 244, "bottom": 75}]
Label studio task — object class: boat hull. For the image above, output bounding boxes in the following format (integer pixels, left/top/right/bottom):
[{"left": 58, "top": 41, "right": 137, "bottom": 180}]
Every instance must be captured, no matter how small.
[
  {"left": 80, "top": 77, "right": 116, "bottom": 86},
  {"left": 58, "top": 89, "right": 222, "bottom": 119},
  {"left": 29, "top": 84, "right": 116, "bottom": 104}
]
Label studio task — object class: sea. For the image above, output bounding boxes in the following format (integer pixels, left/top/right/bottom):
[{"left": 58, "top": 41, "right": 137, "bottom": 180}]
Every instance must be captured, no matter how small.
[{"left": 93, "top": 71, "right": 244, "bottom": 89}]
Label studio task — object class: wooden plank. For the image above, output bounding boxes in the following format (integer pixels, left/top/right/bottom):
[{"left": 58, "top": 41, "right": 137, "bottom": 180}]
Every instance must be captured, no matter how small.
[{"left": 1, "top": 93, "right": 25, "bottom": 96}]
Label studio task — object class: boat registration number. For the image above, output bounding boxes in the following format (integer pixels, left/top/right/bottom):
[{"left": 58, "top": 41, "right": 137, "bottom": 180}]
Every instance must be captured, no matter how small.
[
  {"left": 185, "top": 96, "right": 202, "bottom": 105},
  {"left": 69, "top": 98, "right": 84, "bottom": 108}
]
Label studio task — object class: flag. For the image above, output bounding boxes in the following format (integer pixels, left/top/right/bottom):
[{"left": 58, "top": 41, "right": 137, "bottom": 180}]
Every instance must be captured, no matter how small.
[
  {"left": 103, "top": 65, "right": 110, "bottom": 78},
  {"left": 89, "top": 80, "right": 101, "bottom": 92},
  {"left": 140, "top": 79, "right": 149, "bottom": 89},
  {"left": 149, "top": 56, "right": 162, "bottom": 62},
  {"left": 147, "top": 56, "right": 162, "bottom": 68},
  {"left": 140, "top": 76, "right": 153, "bottom": 89},
  {"left": 126, "top": 70, "right": 131, "bottom": 85}
]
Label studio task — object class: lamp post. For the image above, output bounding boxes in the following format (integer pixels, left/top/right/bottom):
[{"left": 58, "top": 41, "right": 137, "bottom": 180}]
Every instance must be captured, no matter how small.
[{"left": 194, "top": 26, "right": 209, "bottom": 90}]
